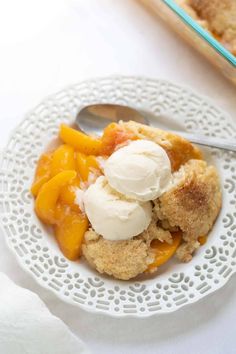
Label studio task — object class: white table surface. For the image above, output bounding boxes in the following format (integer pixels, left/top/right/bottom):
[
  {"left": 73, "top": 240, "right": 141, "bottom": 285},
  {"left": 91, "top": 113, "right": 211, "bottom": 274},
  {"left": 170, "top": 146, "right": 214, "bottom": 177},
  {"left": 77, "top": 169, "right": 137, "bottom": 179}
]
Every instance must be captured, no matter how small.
[{"left": 0, "top": 1, "right": 235, "bottom": 353}]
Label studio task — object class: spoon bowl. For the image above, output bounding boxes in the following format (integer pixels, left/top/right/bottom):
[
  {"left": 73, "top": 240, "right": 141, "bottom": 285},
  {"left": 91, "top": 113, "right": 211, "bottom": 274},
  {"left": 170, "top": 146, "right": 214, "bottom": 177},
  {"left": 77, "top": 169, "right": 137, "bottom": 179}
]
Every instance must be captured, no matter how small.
[
  {"left": 76, "top": 104, "right": 148, "bottom": 136},
  {"left": 75, "top": 103, "right": 236, "bottom": 152}
]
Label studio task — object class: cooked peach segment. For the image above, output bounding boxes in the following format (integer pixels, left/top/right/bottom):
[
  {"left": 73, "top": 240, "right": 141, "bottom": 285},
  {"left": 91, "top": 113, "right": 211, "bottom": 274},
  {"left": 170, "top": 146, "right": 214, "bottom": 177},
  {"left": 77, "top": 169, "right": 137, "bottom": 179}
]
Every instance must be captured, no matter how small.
[
  {"left": 51, "top": 144, "right": 76, "bottom": 177},
  {"left": 198, "top": 235, "right": 207, "bottom": 245},
  {"left": 76, "top": 153, "right": 101, "bottom": 181},
  {"left": 76, "top": 152, "right": 88, "bottom": 181},
  {"left": 31, "top": 152, "right": 53, "bottom": 197},
  {"left": 59, "top": 176, "right": 81, "bottom": 206},
  {"left": 59, "top": 124, "right": 102, "bottom": 155},
  {"left": 86, "top": 155, "right": 100, "bottom": 171},
  {"left": 101, "top": 122, "right": 137, "bottom": 155},
  {"left": 165, "top": 140, "right": 202, "bottom": 172},
  {"left": 35, "top": 170, "right": 76, "bottom": 224},
  {"left": 148, "top": 231, "right": 182, "bottom": 271},
  {"left": 54, "top": 206, "right": 88, "bottom": 260}
]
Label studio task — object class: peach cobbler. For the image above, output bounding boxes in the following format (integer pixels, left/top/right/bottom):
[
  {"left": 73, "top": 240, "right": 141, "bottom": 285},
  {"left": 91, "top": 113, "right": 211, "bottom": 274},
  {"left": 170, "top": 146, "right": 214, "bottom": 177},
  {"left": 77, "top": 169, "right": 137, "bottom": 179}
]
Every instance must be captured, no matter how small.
[
  {"left": 177, "top": 0, "right": 236, "bottom": 55},
  {"left": 31, "top": 121, "right": 221, "bottom": 280}
]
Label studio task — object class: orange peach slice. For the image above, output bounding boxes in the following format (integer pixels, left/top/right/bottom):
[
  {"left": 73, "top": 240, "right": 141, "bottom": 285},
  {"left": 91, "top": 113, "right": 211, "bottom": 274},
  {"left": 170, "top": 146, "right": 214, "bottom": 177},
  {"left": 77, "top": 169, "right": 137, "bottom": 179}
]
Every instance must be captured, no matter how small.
[
  {"left": 148, "top": 231, "right": 182, "bottom": 271},
  {"left": 59, "top": 176, "right": 81, "bottom": 207},
  {"left": 35, "top": 170, "right": 76, "bottom": 224},
  {"left": 198, "top": 235, "right": 207, "bottom": 245},
  {"left": 86, "top": 155, "right": 100, "bottom": 171},
  {"left": 51, "top": 144, "right": 76, "bottom": 177},
  {"left": 101, "top": 122, "right": 137, "bottom": 155},
  {"left": 59, "top": 124, "right": 102, "bottom": 155},
  {"left": 76, "top": 153, "right": 101, "bottom": 181},
  {"left": 76, "top": 152, "right": 88, "bottom": 181},
  {"left": 31, "top": 152, "right": 53, "bottom": 197},
  {"left": 54, "top": 205, "right": 88, "bottom": 261}
]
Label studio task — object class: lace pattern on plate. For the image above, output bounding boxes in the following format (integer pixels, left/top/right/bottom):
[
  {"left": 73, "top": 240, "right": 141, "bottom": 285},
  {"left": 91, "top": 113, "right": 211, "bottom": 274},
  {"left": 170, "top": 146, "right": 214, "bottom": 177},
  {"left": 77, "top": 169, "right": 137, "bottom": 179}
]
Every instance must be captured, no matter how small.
[{"left": 0, "top": 76, "right": 235, "bottom": 317}]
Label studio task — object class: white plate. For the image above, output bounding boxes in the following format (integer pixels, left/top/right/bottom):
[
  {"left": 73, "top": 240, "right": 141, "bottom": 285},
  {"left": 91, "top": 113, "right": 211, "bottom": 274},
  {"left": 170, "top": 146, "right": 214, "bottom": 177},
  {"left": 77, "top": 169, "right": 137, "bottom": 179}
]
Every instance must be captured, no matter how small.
[{"left": 0, "top": 76, "right": 235, "bottom": 318}]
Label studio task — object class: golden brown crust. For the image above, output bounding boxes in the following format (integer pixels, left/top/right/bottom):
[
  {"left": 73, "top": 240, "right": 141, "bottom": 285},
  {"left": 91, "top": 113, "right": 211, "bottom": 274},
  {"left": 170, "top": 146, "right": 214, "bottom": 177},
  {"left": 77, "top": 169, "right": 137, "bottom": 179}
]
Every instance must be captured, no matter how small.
[
  {"left": 121, "top": 121, "right": 202, "bottom": 171},
  {"left": 178, "top": 0, "right": 236, "bottom": 55},
  {"left": 176, "top": 240, "right": 200, "bottom": 262},
  {"left": 190, "top": 0, "right": 235, "bottom": 31},
  {"left": 82, "top": 225, "right": 172, "bottom": 280},
  {"left": 154, "top": 159, "right": 222, "bottom": 261},
  {"left": 82, "top": 230, "right": 152, "bottom": 280}
]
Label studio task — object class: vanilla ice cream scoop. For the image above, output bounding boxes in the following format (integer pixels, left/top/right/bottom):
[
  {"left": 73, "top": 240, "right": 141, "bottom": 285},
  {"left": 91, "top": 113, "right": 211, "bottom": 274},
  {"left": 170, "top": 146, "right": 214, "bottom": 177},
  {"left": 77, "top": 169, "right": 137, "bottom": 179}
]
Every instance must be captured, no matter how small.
[
  {"left": 83, "top": 176, "right": 152, "bottom": 241},
  {"left": 104, "top": 140, "right": 172, "bottom": 202}
]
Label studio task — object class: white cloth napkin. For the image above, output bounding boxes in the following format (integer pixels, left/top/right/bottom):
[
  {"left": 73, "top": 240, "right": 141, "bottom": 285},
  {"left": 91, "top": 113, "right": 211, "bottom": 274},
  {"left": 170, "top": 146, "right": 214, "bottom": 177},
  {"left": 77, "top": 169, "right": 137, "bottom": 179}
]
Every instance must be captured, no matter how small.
[{"left": 0, "top": 273, "right": 89, "bottom": 354}]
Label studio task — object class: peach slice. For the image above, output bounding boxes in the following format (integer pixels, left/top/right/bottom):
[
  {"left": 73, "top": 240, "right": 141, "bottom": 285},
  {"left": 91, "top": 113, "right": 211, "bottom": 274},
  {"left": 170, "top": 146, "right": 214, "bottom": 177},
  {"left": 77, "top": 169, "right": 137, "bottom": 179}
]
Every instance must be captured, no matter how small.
[
  {"left": 101, "top": 122, "right": 137, "bottom": 155},
  {"left": 198, "top": 235, "right": 207, "bottom": 245},
  {"left": 54, "top": 204, "right": 88, "bottom": 261},
  {"left": 35, "top": 170, "right": 76, "bottom": 224},
  {"left": 59, "top": 176, "right": 81, "bottom": 207},
  {"left": 51, "top": 144, "right": 76, "bottom": 177},
  {"left": 59, "top": 124, "right": 102, "bottom": 155},
  {"left": 86, "top": 155, "right": 100, "bottom": 171},
  {"left": 31, "top": 152, "right": 53, "bottom": 197},
  {"left": 76, "top": 152, "right": 101, "bottom": 181},
  {"left": 76, "top": 152, "right": 88, "bottom": 181},
  {"left": 148, "top": 231, "right": 182, "bottom": 271}
]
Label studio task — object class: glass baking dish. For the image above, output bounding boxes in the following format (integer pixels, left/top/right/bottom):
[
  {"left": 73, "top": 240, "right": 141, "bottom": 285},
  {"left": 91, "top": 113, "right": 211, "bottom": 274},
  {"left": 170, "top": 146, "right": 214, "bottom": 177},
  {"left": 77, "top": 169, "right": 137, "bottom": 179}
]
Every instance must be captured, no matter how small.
[{"left": 140, "top": 0, "right": 236, "bottom": 85}]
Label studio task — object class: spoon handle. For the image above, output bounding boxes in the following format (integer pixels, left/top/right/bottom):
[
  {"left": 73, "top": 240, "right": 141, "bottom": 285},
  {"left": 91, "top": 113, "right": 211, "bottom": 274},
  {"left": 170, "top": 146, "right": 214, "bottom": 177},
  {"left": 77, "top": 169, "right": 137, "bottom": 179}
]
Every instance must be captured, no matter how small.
[
  {"left": 172, "top": 131, "right": 236, "bottom": 152},
  {"left": 140, "top": 110, "right": 236, "bottom": 152}
]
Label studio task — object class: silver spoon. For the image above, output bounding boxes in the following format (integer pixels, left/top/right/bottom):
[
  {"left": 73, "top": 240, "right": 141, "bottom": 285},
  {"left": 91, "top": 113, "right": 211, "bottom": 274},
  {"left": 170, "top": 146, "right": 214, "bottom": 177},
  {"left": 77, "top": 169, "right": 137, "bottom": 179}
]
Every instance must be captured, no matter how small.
[{"left": 75, "top": 104, "right": 236, "bottom": 152}]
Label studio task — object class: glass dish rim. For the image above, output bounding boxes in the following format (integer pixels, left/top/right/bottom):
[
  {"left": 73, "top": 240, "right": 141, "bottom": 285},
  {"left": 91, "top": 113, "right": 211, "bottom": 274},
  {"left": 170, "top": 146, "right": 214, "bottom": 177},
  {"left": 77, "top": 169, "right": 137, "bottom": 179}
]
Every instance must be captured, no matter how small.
[{"left": 162, "top": 0, "right": 236, "bottom": 67}]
